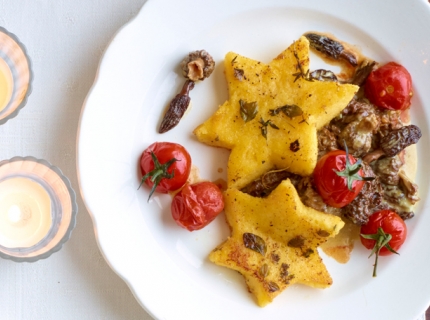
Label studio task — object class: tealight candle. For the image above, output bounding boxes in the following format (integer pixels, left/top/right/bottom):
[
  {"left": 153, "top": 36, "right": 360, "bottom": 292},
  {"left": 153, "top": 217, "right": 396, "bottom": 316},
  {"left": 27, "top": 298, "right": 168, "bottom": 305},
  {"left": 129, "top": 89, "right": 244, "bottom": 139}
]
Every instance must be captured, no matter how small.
[
  {"left": 0, "top": 157, "right": 77, "bottom": 262},
  {"left": 0, "top": 27, "right": 32, "bottom": 124},
  {"left": 0, "top": 177, "right": 52, "bottom": 248},
  {"left": 0, "top": 57, "right": 13, "bottom": 112}
]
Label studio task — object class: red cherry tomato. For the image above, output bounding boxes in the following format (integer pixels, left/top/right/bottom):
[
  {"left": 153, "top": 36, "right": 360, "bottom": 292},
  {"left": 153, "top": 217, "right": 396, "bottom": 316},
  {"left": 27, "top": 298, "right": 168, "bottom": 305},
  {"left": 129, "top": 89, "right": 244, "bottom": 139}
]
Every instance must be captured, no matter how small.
[
  {"left": 360, "top": 210, "right": 407, "bottom": 277},
  {"left": 313, "top": 150, "right": 364, "bottom": 208},
  {"left": 171, "top": 182, "right": 224, "bottom": 231},
  {"left": 364, "top": 62, "right": 413, "bottom": 110},
  {"left": 360, "top": 210, "right": 407, "bottom": 256},
  {"left": 140, "top": 142, "right": 191, "bottom": 199}
]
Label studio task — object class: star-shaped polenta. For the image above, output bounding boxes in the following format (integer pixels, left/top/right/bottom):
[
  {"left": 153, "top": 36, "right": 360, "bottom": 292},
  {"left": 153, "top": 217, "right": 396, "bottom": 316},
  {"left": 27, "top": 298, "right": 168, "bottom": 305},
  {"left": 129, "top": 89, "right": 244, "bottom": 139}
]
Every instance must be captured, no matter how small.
[
  {"left": 209, "top": 180, "right": 344, "bottom": 307},
  {"left": 194, "top": 36, "right": 358, "bottom": 189}
]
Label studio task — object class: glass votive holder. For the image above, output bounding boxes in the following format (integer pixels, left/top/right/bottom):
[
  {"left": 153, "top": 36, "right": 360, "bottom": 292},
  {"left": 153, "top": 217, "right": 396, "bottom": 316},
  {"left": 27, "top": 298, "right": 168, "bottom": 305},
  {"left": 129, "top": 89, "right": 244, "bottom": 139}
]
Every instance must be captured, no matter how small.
[
  {"left": 0, "top": 157, "right": 77, "bottom": 262},
  {"left": 0, "top": 27, "right": 33, "bottom": 125}
]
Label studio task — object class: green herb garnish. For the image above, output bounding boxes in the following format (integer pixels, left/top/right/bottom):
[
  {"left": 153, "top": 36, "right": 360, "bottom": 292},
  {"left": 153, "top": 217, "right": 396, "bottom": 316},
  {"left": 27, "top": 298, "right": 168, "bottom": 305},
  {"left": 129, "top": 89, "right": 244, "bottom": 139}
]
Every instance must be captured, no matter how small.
[
  {"left": 239, "top": 99, "right": 258, "bottom": 123},
  {"left": 259, "top": 117, "right": 279, "bottom": 139},
  {"left": 269, "top": 104, "right": 303, "bottom": 119}
]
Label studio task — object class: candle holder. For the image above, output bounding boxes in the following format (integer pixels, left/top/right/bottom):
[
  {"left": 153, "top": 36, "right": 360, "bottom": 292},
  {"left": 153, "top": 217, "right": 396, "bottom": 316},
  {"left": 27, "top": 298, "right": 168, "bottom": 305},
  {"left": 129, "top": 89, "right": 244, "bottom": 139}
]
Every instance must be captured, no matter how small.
[
  {"left": 0, "top": 157, "right": 77, "bottom": 262},
  {"left": 0, "top": 27, "right": 33, "bottom": 125}
]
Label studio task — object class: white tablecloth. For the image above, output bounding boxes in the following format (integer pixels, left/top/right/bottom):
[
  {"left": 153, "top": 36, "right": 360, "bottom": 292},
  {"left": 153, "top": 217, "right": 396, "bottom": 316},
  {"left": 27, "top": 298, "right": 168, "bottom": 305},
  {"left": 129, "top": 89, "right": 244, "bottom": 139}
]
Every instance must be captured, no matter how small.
[{"left": 0, "top": 1, "right": 152, "bottom": 319}]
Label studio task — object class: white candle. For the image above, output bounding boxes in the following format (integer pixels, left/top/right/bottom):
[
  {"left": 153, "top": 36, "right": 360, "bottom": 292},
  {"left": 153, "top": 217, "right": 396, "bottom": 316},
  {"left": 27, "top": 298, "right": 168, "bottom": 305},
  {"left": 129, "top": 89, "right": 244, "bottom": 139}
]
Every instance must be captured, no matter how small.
[
  {"left": 0, "top": 57, "right": 13, "bottom": 112},
  {"left": 0, "top": 157, "right": 77, "bottom": 262},
  {"left": 0, "top": 27, "right": 32, "bottom": 124},
  {"left": 0, "top": 177, "right": 52, "bottom": 248}
]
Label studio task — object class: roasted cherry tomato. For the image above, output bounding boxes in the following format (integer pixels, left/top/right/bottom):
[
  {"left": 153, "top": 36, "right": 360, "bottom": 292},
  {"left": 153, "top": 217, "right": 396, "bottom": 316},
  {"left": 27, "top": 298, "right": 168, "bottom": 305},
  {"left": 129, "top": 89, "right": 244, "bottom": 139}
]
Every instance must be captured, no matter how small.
[
  {"left": 139, "top": 142, "right": 191, "bottom": 200},
  {"left": 360, "top": 210, "right": 407, "bottom": 277},
  {"left": 313, "top": 149, "right": 369, "bottom": 208},
  {"left": 171, "top": 182, "right": 224, "bottom": 231},
  {"left": 364, "top": 62, "right": 413, "bottom": 111}
]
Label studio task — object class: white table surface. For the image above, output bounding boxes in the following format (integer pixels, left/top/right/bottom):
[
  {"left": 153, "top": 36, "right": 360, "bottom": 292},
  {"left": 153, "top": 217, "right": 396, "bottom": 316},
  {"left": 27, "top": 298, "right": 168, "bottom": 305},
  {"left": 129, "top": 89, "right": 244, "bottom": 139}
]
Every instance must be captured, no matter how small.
[{"left": 0, "top": 1, "right": 153, "bottom": 319}]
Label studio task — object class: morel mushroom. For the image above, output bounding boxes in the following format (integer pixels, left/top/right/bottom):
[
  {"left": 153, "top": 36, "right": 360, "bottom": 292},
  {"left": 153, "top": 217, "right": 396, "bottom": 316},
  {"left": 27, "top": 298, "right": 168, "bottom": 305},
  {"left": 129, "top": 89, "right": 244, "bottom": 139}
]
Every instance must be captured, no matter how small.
[
  {"left": 304, "top": 33, "right": 358, "bottom": 67},
  {"left": 181, "top": 50, "right": 215, "bottom": 82},
  {"left": 350, "top": 60, "right": 377, "bottom": 86},
  {"left": 240, "top": 169, "right": 301, "bottom": 198},
  {"left": 380, "top": 124, "right": 422, "bottom": 157},
  {"left": 159, "top": 50, "right": 215, "bottom": 133},
  {"left": 159, "top": 80, "right": 195, "bottom": 134},
  {"left": 398, "top": 170, "right": 420, "bottom": 205},
  {"left": 373, "top": 155, "right": 403, "bottom": 185}
]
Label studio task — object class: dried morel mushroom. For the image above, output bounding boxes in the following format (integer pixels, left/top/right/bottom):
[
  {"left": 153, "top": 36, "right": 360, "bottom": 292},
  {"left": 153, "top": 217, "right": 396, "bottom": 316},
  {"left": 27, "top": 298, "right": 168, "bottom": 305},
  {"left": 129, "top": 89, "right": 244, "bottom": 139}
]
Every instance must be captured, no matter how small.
[
  {"left": 159, "top": 80, "right": 195, "bottom": 133},
  {"left": 159, "top": 50, "right": 215, "bottom": 133},
  {"left": 181, "top": 50, "right": 215, "bottom": 81},
  {"left": 305, "top": 33, "right": 358, "bottom": 67}
]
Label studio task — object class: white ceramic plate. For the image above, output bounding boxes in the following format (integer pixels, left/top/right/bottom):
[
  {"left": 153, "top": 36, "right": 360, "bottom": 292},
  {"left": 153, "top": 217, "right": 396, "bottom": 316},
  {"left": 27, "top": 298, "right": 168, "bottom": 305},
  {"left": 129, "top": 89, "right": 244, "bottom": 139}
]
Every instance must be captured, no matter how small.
[{"left": 77, "top": 0, "right": 430, "bottom": 319}]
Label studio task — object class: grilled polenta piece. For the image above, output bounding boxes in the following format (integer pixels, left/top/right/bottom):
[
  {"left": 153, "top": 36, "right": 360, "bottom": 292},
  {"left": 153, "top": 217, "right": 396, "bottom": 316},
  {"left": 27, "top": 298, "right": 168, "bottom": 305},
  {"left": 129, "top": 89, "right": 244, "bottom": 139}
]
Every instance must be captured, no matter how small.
[
  {"left": 209, "top": 180, "right": 344, "bottom": 307},
  {"left": 194, "top": 37, "right": 358, "bottom": 189}
]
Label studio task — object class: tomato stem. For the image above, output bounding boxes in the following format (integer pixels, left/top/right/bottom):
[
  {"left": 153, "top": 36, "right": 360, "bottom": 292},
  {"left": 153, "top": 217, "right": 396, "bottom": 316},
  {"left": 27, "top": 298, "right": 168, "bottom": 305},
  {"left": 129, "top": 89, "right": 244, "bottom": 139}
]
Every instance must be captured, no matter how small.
[
  {"left": 138, "top": 152, "right": 178, "bottom": 201},
  {"left": 373, "top": 251, "right": 379, "bottom": 277},
  {"left": 361, "top": 227, "right": 399, "bottom": 277},
  {"left": 335, "top": 142, "right": 374, "bottom": 191}
]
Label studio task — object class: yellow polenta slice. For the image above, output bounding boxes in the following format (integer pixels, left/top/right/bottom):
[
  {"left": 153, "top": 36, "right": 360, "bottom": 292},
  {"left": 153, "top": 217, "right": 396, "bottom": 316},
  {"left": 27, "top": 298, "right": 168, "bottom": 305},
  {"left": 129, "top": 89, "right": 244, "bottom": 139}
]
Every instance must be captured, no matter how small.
[
  {"left": 209, "top": 180, "right": 344, "bottom": 307},
  {"left": 194, "top": 36, "right": 358, "bottom": 189}
]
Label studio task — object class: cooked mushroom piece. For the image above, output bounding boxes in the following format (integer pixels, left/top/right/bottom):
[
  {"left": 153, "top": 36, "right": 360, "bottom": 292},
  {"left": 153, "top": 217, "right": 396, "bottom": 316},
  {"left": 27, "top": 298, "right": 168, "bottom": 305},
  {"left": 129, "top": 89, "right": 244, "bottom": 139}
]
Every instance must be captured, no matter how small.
[
  {"left": 317, "top": 127, "right": 339, "bottom": 158},
  {"left": 372, "top": 155, "right": 403, "bottom": 185},
  {"left": 338, "top": 113, "right": 380, "bottom": 157},
  {"left": 240, "top": 169, "right": 301, "bottom": 198},
  {"left": 309, "top": 69, "right": 338, "bottom": 82},
  {"left": 398, "top": 170, "right": 420, "bottom": 205},
  {"left": 350, "top": 60, "right": 377, "bottom": 86},
  {"left": 341, "top": 164, "right": 385, "bottom": 225},
  {"left": 363, "top": 149, "right": 385, "bottom": 164},
  {"left": 383, "top": 184, "right": 414, "bottom": 217},
  {"left": 380, "top": 125, "right": 422, "bottom": 157},
  {"left": 304, "top": 33, "right": 358, "bottom": 66}
]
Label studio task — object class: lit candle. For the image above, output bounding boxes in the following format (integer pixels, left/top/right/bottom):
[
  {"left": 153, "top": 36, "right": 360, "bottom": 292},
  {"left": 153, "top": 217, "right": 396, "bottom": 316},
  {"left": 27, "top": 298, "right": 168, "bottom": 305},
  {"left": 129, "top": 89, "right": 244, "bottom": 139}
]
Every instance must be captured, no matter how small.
[
  {"left": 0, "top": 57, "right": 13, "bottom": 112},
  {"left": 0, "top": 157, "right": 77, "bottom": 262},
  {"left": 0, "top": 26, "right": 32, "bottom": 124},
  {"left": 0, "top": 177, "right": 52, "bottom": 248}
]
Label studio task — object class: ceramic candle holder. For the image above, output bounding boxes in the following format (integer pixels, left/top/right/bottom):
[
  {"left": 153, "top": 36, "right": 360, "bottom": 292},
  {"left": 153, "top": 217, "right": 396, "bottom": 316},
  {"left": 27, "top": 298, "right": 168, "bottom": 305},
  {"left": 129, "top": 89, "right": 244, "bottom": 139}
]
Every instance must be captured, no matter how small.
[
  {"left": 0, "top": 157, "right": 77, "bottom": 262},
  {"left": 0, "top": 27, "right": 33, "bottom": 124}
]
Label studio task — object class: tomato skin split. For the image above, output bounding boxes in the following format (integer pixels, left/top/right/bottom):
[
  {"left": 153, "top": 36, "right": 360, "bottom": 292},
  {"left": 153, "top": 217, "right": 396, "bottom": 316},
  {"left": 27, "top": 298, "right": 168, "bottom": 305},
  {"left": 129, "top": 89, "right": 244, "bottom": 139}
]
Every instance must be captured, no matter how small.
[
  {"left": 364, "top": 62, "right": 413, "bottom": 111},
  {"left": 171, "top": 182, "right": 224, "bottom": 231}
]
